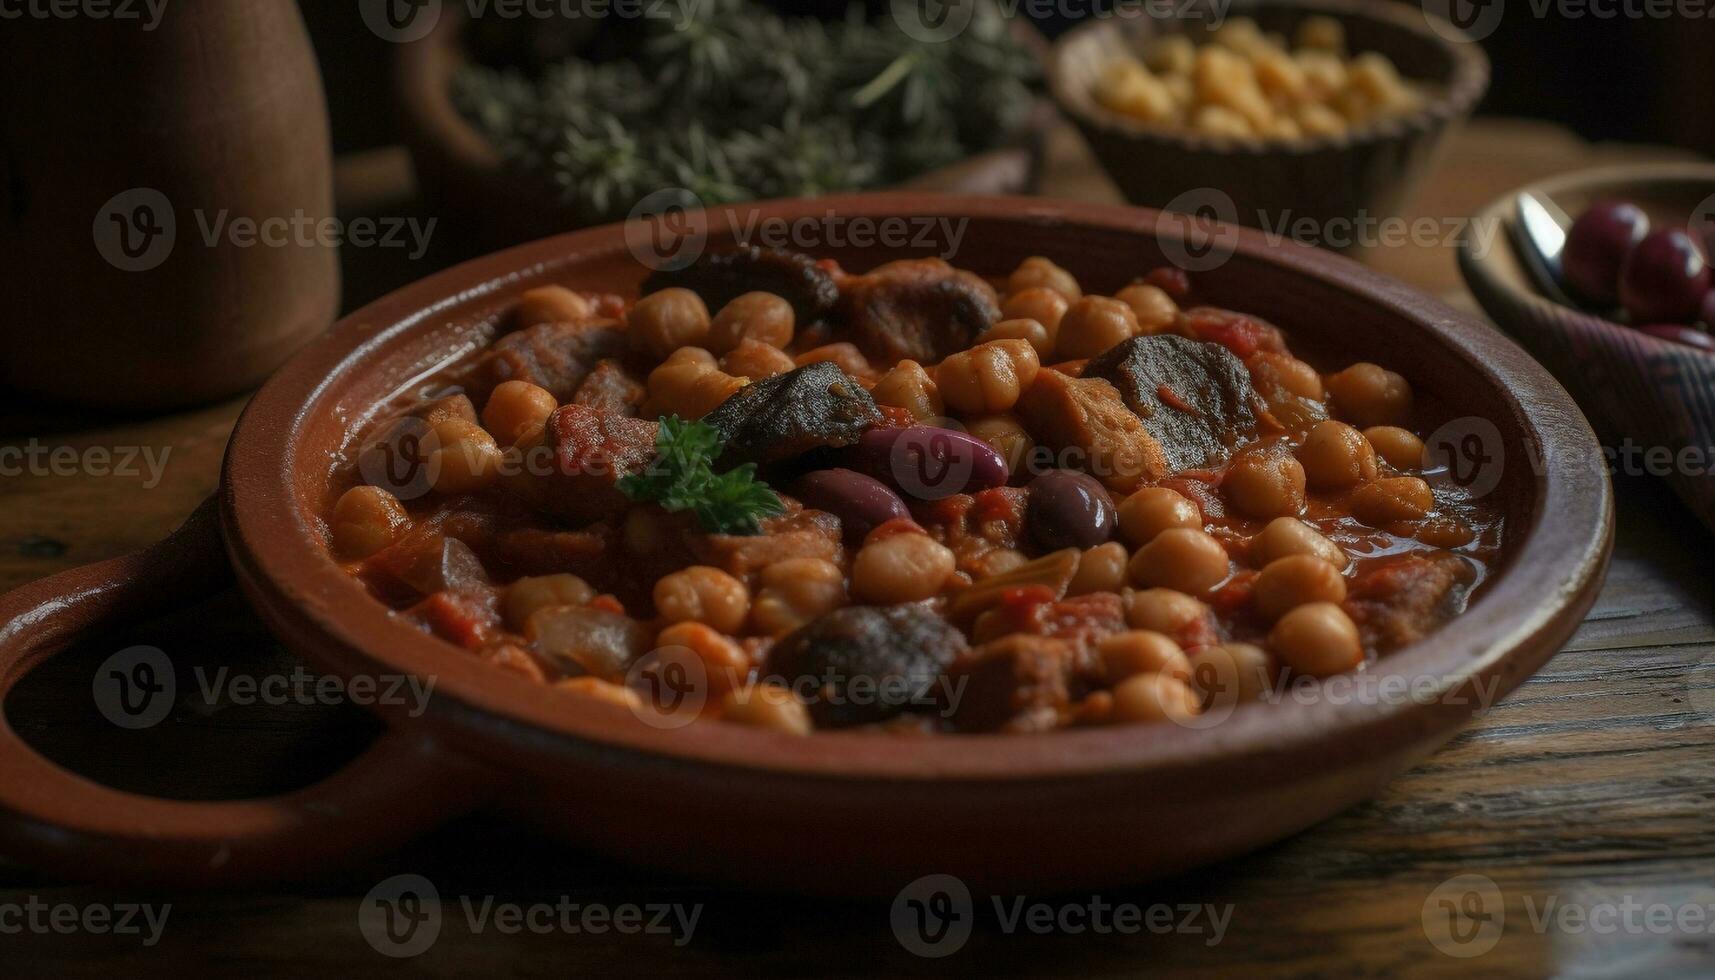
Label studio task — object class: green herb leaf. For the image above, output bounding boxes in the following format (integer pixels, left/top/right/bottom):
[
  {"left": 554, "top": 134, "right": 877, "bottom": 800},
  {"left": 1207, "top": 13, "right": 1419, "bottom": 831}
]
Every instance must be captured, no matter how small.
[{"left": 617, "top": 417, "right": 784, "bottom": 535}]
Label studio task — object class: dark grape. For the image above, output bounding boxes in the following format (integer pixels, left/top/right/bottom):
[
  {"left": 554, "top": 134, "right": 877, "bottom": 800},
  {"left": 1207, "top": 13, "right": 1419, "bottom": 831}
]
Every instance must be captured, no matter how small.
[
  {"left": 1562, "top": 200, "right": 1648, "bottom": 306},
  {"left": 1620, "top": 229, "right": 1711, "bottom": 325}
]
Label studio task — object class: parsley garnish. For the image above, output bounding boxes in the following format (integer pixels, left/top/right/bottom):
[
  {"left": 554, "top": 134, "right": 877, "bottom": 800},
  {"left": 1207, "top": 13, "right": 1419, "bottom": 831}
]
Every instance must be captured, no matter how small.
[{"left": 618, "top": 417, "right": 785, "bottom": 535}]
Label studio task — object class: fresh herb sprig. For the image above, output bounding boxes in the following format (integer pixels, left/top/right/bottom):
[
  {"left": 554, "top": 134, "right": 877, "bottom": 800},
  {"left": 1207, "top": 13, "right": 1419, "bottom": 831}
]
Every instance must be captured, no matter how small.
[{"left": 618, "top": 417, "right": 785, "bottom": 536}]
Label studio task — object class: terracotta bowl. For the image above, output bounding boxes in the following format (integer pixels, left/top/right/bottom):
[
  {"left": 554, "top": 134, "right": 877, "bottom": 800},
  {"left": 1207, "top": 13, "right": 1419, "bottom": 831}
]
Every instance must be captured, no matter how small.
[
  {"left": 1047, "top": 0, "right": 1488, "bottom": 248},
  {"left": 1458, "top": 162, "right": 1715, "bottom": 532},
  {"left": 394, "top": 8, "right": 1050, "bottom": 249},
  {"left": 0, "top": 195, "right": 1611, "bottom": 894}
]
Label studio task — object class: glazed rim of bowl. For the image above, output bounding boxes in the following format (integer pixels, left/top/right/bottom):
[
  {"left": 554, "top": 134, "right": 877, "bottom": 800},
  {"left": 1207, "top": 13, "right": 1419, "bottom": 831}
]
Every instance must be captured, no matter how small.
[
  {"left": 224, "top": 194, "right": 1608, "bottom": 785},
  {"left": 1464, "top": 161, "right": 1715, "bottom": 356},
  {"left": 1047, "top": 0, "right": 1491, "bottom": 157}
]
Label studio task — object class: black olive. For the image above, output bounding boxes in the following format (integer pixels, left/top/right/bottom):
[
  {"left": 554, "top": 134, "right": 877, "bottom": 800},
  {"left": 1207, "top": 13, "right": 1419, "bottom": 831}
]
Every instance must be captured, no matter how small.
[{"left": 1026, "top": 469, "right": 1117, "bottom": 552}]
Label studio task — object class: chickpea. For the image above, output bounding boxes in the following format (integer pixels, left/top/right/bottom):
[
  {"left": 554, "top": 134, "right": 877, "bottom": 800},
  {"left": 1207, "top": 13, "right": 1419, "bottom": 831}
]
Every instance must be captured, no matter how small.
[
  {"left": 852, "top": 532, "right": 956, "bottom": 604},
  {"left": 1191, "top": 104, "right": 1254, "bottom": 138},
  {"left": 1114, "top": 283, "right": 1178, "bottom": 335},
  {"left": 1098, "top": 630, "right": 1192, "bottom": 683},
  {"left": 331, "top": 485, "right": 409, "bottom": 558},
  {"left": 976, "top": 318, "right": 1054, "bottom": 360},
  {"left": 1349, "top": 52, "right": 1416, "bottom": 112},
  {"left": 557, "top": 675, "right": 645, "bottom": 710},
  {"left": 1364, "top": 426, "right": 1425, "bottom": 471},
  {"left": 1268, "top": 601, "right": 1363, "bottom": 677},
  {"left": 1295, "top": 101, "right": 1348, "bottom": 137},
  {"left": 486, "top": 644, "right": 548, "bottom": 684},
  {"left": 643, "top": 359, "right": 746, "bottom": 420},
  {"left": 1006, "top": 256, "right": 1081, "bottom": 303},
  {"left": 1097, "top": 63, "right": 1177, "bottom": 123},
  {"left": 1118, "top": 486, "right": 1202, "bottom": 547},
  {"left": 515, "top": 285, "right": 592, "bottom": 328},
  {"left": 1250, "top": 352, "right": 1324, "bottom": 400},
  {"left": 707, "top": 292, "right": 794, "bottom": 354},
  {"left": 504, "top": 573, "right": 596, "bottom": 630},
  {"left": 1068, "top": 541, "right": 1129, "bottom": 596},
  {"left": 1251, "top": 517, "right": 1347, "bottom": 568},
  {"left": 1253, "top": 555, "right": 1347, "bottom": 621},
  {"left": 629, "top": 287, "right": 710, "bottom": 359},
  {"left": 1111, "top": 672, "right": 1202, "bottom": 724},
  {"left": 654, "top": 566, "right": 751, "bottom": 635},
  {"left": 795, "top": 342, "right": 869, "bottom": 377},
  {"left": 871, "top": 360, "right": 944, "bottom": 422},
  {"left": 664, "top": 346, "right": 717, "bottom": 369},
  {"left": 1296, "top": 14, "right": 1345, "bottom": 52},
  {"left": 1351, "top": 477, "right": 1434, "bottom": 526},
  {"left": 1125, "top": 587, "right": 1212, "bottom": 636},
  {"left": 1187, "top": 642, "right": 1277, "bottom": 706},
  {"left": 655, "top": 621, "right": 750, "bottom": 697},
  {"left": 1297, "top": 420, "right": 1378, "bottom": 491},
  {"left": 1146, "top": 34, "right": 1196, "bottom": 76},
  {"left": 936, "top": 340, "right": 1040, "bottom": 415},
  {"left": 482, "top": 380, "right": 557, "bottom": 446},
  {"left": 720, "top": 683, "right": 812, "bottom": 735},
  {"left": 1223, "top": 444, "right": 1306, "bottom": 519},
  {"left": 1194, "top": 47, "right": 1271, "bottom": 130},
  {"left": 975, "top": 548, "right": 1030, "bottom": 579},
  {"left": 430, "top": 418, "right": 501, "bottom": 494},
  {"left": 1056, "top": 296, "right": 1140, "bottom": 360},
  {"left": 720, "top": 338, "right": 797, "bottom": 380},
  {"left": 965, "top": 414, "right": 1035, "bottom": 474},
  {"left": 1129, "top": 527, "right": 1230, "bottom": 595},
  {"left": 1253, "top": 48, "right": 1308, "bottom": 103},
  {"left": 750, "top": 558, "right": 847, "bottom": 636},
  {"left": 1326, "top": 362, "right": 1413, "bottom": 428},
  {"left": 1002, "top": 287, "right": 1070, "bottom": 343}
]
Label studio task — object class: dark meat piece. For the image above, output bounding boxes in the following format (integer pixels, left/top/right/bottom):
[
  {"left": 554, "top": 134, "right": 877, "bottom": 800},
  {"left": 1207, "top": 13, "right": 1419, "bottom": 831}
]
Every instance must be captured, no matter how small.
[
  {"left": 1083, "top": 335, "right": 1262, "bottom": 470},
  {"left": 765, "top": 604, "right": 968, "bottom": 728},
  {"left": 640, "top": 245, "right": 838, "bottom": 323},
  {"left": 702, "top": 362, "right": 881, "bottom": 468},
  {"left": 1014, "top": 370, "right": 1167, "bottom": 494},
  {"left": 1344, "top": 553, "right": 1471, "bottom": 653},
  {"left": 571, "top": 358, "right": 646, "bottom": 417},
  {"left": 502, "top": 405, "right": 658, "bottom": 526},
  {"left": 837, "top": 258, "right": 1001, "bottom": 364},
  {"left": 947, "top": 634, "right": 1092, "bottom": 733},
  {"left": 474, "top": 319, "right": 628, "bottom": 403},
  {"left": 971, "top": 592, "right": 1126, "bottom": 655},
  {"left": 691, "top": 506, "right": 843, "bottom": 581}
]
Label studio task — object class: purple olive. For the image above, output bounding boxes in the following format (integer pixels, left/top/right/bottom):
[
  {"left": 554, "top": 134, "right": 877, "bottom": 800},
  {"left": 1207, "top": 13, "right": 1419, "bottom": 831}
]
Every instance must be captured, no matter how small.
[
  {"left": 794, "top": 468, "right": 910, "bottom": 542},
  {"left": 1026, "top": 470, "right": 1117, "bottom": 551},
  {"left": 1620, "top": 229, "right": 1711, "bottom": 325},
  {"left": 1636, "top": 324, "right": 1715, "bottom": 352},
  {"left": 848, "top": 425, "right": 1009, "bottom": 500},
  {"left": 1563, "top": 200, "right": 1648, "bottom": 306}
]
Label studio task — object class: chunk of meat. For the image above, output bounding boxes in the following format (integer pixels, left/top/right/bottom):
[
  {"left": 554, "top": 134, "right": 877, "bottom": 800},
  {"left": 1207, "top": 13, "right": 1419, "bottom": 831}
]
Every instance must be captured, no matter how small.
[
  {"left": 702, "top": 362, "right": 881, "bottom": 468},
  {"left": 765, "top": 604, "right": 968, "bottom": 728},
  {"left": 640, "top": 245, "right": 838, "bottom": 323},
  {"left": 1014, "top": 370, "right": 1167, "bottom": 494},
  {"left": 947, "top": 634, "right": 1093, "bottom": 733},
  {"left": 1177, "top": 307, "right": 1286, "bottom": 360},
  {"left": 837, "top": 258, "right": 1001, "bottom": 364},
  {"left": 474, "top": 319, "right": 628, "bottom": 402},
  {"left": 972, "top": 591, "right": 1126, "bottom": 653},
  {"left": 1083, "top": 335, "right": 1263, "bottom": 471},
  {"left": 503, "top": 405, "right": 658, "bottom": 526},
  {"left": 691, "top": 507, "right": 842, "bottom": 581},
  {"left": 1344, "top": 553, "right": 1471, "bottom": 652},
  {"left": 526, "top": 605, "right": 651, "bottom": 681},
  {"left": 571, "top": 358, "right": 645, "bottom": 417}
]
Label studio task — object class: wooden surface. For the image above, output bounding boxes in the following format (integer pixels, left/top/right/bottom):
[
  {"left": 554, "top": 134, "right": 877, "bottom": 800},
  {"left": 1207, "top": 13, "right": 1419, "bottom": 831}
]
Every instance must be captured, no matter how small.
[{"left": 4, "top": 119, "right": 1714, "bottom": 977}]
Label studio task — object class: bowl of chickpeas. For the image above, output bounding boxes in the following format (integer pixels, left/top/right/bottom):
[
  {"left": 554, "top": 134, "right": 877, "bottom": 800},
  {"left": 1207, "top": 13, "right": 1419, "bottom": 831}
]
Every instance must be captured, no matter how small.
[
  {"left": 0, "top": 194, "right": 1608, "bottom": 893},
  {"left": 1047, "top": 0, "right": 1489, "bottom": 248}
]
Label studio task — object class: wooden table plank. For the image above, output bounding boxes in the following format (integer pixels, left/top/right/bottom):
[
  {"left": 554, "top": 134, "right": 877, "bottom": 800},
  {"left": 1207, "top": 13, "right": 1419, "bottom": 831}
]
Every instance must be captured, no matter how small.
[{"left": 3, "top": 119, "right": 1713, "bottom": 977}]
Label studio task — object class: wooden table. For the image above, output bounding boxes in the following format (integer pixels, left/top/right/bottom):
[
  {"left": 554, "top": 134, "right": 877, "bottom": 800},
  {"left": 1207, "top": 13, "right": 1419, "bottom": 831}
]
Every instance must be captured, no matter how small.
[{"left": 4, "top": 120, "right": 1713, "bottom": 977}]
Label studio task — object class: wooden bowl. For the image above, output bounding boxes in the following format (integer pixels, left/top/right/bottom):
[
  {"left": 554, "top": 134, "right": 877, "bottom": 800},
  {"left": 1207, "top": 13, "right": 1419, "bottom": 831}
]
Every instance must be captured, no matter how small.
[
  {"left": 1459, "top": 162, "right": 1715, "bottom": 532},
  {"left": 1047, "top": 0, "right": 1488, "bottom": 248},
  {"left": 394, "top": 8, "right": 1050, "bottom": 248},
  {"left": 0, "top": 195, "right": 1610, "bottom": 893}
]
